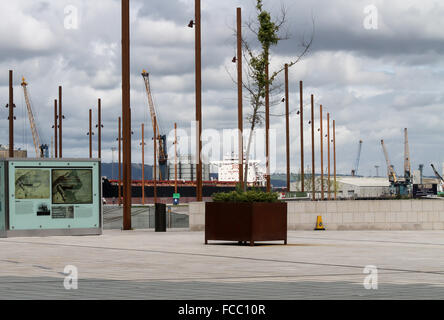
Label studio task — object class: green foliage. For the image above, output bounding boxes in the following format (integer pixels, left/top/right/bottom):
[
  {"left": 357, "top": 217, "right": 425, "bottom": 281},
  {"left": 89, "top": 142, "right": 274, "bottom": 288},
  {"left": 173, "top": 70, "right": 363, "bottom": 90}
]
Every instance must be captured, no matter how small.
[
  {"left": 212, "top": 188, "right": 279, "bottom": 203},
  {"left": 256, "top": 0, "right": 279, "bottom": 52},
  {"left": 247, "top": 0, "right": 280, "bottom": 100}
]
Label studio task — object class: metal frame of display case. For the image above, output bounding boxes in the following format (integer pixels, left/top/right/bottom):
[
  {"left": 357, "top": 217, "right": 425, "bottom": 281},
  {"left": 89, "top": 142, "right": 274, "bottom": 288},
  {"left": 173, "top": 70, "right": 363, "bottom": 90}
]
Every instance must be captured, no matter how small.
[{"left": 0, "top": 160, "right": 5, "bottom": 238}]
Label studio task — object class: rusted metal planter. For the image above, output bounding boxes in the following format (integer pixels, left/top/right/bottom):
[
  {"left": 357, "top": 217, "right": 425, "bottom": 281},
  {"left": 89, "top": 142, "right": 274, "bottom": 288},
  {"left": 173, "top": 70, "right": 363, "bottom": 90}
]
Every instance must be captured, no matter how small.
[{"left": 205, "top": 202, "right": 287, "bottom": 246}]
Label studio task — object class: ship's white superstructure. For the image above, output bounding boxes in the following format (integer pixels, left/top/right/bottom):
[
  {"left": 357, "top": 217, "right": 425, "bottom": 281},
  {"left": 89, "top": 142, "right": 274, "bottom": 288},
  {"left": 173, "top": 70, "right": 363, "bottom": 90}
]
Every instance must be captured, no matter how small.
[{"left": 211, "top": 153, "right": 266, "bottom": 186}]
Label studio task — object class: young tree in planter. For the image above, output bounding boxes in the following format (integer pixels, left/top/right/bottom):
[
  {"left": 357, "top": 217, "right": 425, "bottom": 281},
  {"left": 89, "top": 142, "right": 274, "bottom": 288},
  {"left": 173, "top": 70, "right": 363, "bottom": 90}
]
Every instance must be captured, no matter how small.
[{"left": 231, "top": 0, "right": 314, "bottom": 191}]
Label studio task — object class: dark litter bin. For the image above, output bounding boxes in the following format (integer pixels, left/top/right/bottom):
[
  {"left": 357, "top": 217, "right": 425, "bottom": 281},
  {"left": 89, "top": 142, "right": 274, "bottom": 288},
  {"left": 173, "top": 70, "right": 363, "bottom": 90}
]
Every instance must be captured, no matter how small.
[{"left": 155, "top": 203, "right": 167, "bottom": 232}]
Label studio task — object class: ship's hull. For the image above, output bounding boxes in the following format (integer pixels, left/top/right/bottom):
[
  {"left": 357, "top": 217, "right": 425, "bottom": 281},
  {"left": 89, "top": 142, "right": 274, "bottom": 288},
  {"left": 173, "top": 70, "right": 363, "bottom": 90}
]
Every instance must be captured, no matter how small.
[{"left": 102, "top": 179, "right": 249, "bottom": 203}]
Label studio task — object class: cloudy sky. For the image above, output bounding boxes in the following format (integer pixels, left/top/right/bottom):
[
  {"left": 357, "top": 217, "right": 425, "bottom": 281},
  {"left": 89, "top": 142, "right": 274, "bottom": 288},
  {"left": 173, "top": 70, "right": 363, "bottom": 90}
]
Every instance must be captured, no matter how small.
[{"left": 1, "top": 0, "right": 444, "bottom": 177}]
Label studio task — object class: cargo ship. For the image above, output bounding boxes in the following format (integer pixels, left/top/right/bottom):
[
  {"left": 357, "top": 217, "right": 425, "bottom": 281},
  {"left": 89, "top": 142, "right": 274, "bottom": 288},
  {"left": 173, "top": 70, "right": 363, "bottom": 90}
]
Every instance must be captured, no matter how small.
[
  {"left": 102, "top": 178, "right": 240, "bottom": 204},
  {"left": 102, "top": 153, "right": 266, "bottom": 204}
]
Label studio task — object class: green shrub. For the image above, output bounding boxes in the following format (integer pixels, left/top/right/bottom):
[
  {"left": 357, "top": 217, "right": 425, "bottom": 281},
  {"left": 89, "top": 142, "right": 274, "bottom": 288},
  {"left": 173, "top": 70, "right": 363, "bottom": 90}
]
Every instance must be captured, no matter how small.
[{"left": 212, "top": 188, "right": 279, "bottom": 203}]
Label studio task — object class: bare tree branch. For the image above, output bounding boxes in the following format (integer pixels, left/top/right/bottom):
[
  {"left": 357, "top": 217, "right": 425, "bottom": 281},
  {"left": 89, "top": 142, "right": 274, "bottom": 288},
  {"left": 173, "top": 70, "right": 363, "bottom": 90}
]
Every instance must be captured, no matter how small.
[{"left": 269, "top": 17, "right": 315, "bottom": 83}]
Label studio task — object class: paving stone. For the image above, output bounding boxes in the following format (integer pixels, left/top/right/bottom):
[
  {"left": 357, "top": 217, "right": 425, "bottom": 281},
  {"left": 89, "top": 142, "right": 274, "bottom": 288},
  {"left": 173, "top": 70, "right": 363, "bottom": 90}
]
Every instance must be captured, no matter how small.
[{"left": 0, "top": 230, "right": 443, "bottom": 299}]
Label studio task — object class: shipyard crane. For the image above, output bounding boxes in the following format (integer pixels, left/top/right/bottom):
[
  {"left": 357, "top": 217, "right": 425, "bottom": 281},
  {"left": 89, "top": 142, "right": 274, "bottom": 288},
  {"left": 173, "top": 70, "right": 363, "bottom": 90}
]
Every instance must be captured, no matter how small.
[
  {"left": 381, "top": 137, "right": 411, "bottom": 196},
  {"left": 404, "top": 128, "right": 411, "bottom": 183},
  {"left": 20, "top": 77, "right": 48, "bottom": 158},
  {"left": 351, "top": 140, "right": 363, "bottom": 176},
  {"left": 431, "top": 164, "right": 444, "bottom": 185},
  {"left": 141, "top": 69, "right": 168, "bottom": 180},
  {"left": 381, "top": 139, "right": 397, "bottom": 183}
]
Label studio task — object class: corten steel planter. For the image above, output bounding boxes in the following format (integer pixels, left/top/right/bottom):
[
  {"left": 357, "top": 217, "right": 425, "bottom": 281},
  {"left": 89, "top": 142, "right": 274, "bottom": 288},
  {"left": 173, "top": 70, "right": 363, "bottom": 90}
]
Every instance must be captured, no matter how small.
[{"left": 205, "top": 202, "right": 287, "bottom": 246}]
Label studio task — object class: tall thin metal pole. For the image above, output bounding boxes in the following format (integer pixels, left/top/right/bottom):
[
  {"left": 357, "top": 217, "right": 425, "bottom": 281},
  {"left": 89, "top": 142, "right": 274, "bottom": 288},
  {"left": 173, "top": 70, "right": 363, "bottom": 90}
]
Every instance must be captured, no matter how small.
[
  {"left": 174, "top": 123, "right": 178, "bottom": 194},
  {"left": 300, "top": 81, "right": 304, "bottom": 192},
  {"left": 118, "top": 117, "right": 122, "bottom": 206},
  {"left": 327, "top": 113, "right": 331, "bottom": 200},
  {"left": 195, "top": 0, "right": 203, "bottom": 201},
  {"left": 54, "top": 100, "right": 58, "bottom": 158},
  {"left": 154, "top": 117, "right": 158, "bottom": 203},
  {"left": 320, "top": 105, "right": 324, "bottom": 200},
  {"left": 98, "top": 98, "right": 102, "bottom": 158},
  {"left": 333, "top": 120, "right": 337, "bottom": 200},
  {"left": 58, "top": 86, "right": 62, "bottom": 158},
  {"left": 122, "top": 0, "right": 132, "bottom": 229},
  {"left": 237, "top": 7, "right": 244, "bottom": 190},
  {"left": 89, "top": 109, "right": 92, "bottom": 158},
  {"left": 265, "top": 62, "right": 271, "bottom": 192},
  {"left": 141, "top": 123, "right": 145, "bottom": 205},
  {"left": 311, "top": 94, "right": 315, "bottom": 200},
  {"left": 8, "top": 70, "right": 14, "bottom": 158},
  {"left": 285, "top": 64, "right": 290, "bottom": 192},
  {"left": 111, "top": 147, "right": 115, "bottom": 180}
]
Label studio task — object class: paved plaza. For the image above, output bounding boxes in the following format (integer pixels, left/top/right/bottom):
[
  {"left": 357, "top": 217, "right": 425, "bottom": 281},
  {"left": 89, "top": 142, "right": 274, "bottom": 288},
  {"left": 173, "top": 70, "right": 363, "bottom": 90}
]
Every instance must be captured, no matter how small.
[{"left": 0, "top": 230, "right": 444, "bottom": 299}]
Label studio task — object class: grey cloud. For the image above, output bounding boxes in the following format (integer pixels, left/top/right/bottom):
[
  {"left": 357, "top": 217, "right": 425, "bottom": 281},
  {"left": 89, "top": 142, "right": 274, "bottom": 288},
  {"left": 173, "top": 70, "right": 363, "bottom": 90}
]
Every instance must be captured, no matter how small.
[
  {"left": 1, "top": 0, "right": 444, "bottom": 177},
  {"left": 137, "top": 0, "right": 192, "bottom": 21}
]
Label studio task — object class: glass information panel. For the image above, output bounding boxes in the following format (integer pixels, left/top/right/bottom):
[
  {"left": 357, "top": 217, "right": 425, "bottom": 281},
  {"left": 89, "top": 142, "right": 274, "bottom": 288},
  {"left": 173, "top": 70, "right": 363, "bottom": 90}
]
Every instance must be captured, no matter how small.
[{"left": 8, "top": 160, "right": 101, "bottom": 231}]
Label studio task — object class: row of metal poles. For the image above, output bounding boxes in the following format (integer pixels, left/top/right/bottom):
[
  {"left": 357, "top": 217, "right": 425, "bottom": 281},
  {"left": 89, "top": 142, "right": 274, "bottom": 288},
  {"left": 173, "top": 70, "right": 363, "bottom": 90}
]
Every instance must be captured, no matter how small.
[
  {"left": 4, "top": 1, "right": 338, "bottom": 232},
  {"left": 87, "top": 3, "right": 338, "bottom": 206},
  {"left": 6, "top": 69, "right": 167, "bottom": 207},
  {"left": 7, "top": 68, "right": 103, "bottom": 161},
  {"left": 3, "top": 1, "right": 185, "bottom": 231},
  {"left": 86, "top": 99, "right": 103, "bottom": 159},
  {"left": 6, "top": 70, "right": 65, "bottom": 158},
  {"left": 233, "top": 8, "right": 337, "bottom": 200}
]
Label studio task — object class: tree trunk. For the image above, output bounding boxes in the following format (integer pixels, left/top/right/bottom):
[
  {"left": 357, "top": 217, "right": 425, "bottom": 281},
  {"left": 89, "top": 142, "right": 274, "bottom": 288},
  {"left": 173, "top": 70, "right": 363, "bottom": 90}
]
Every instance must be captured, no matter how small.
[{"left": 243, "top": 110, "right": 258, "bottom": 191}]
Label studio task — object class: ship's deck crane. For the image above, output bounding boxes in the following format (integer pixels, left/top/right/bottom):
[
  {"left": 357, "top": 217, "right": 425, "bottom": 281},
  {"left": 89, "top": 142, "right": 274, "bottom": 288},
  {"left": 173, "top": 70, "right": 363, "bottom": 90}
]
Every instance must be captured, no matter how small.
[
  {"left": 20, "top": 77, "right": 48, "bottom": 158},
  {"left": 141, "top": 70, "right": 168, "bottom": 180},
  {"left": 351, "top": 140, "right": 363, "bottom": 176}
]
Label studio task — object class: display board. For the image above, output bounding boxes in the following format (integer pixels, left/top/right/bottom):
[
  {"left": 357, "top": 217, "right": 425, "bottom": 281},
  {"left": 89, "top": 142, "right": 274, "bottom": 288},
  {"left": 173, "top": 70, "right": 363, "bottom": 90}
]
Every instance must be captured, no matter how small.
[
  {"left": 7, "top": 160, "right": 101, "bottom": 232},
  {"left": 0, "top": 161, "right": 5, "bottom": 234}
]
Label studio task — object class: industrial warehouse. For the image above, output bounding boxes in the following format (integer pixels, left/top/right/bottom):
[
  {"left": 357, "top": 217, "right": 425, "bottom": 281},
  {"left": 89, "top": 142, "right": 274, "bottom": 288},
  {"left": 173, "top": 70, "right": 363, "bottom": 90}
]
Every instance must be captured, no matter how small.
[{"left": 0, "top": 0, "right": 443, "bottom": 305}]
